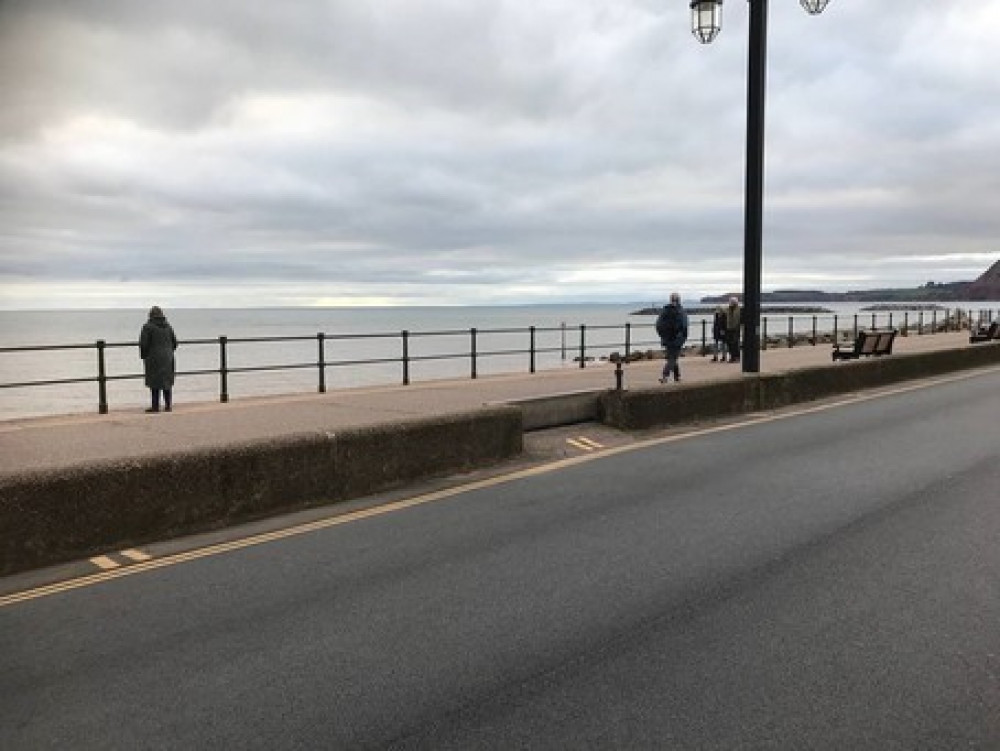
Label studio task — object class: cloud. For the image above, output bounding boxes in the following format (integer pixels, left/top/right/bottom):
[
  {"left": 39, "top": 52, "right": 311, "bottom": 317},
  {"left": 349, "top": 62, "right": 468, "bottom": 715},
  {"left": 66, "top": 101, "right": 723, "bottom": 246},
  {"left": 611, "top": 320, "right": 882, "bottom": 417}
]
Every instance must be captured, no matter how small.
[{"left": 1, "top": 0, "right": 998, "bottom": 309}]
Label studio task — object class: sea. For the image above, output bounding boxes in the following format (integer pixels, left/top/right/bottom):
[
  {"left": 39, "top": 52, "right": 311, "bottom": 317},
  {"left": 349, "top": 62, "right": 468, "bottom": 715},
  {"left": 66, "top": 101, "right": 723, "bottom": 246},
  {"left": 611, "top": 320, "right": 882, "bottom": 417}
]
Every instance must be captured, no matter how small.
[{"left": 2, "top": 302, "right": 997, "bottom": 421}]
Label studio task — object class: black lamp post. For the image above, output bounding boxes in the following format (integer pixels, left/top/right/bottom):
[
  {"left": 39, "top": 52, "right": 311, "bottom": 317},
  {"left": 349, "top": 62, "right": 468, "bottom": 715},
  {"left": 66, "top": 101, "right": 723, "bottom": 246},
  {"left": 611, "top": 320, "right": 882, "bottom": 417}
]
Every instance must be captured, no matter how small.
[{"left": 690, "top": 0, "right": 830, "bottom": 373}]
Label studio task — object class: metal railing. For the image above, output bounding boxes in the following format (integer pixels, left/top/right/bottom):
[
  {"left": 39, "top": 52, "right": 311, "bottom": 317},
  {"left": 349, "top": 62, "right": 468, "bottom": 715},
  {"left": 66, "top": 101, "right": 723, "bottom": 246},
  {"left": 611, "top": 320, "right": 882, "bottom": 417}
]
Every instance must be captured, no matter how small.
[
  {"left": 0, "top": 322, "right": 653, "bottom": 415},
  {"left": 1, "top": 308, "right": 994, "bottom": 416}
]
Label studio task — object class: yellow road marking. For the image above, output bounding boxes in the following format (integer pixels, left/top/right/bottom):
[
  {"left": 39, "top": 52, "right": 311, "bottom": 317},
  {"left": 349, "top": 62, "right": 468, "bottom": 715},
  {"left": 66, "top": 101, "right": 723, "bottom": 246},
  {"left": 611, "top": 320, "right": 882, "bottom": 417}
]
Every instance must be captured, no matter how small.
[
  {"left": 120, "top": 549, "right": 152, "bottom": 562},
  {"left": 89, "top": 556, "right": 119, "bottom": 571},
  {"left": 567, "top": 436, "right": 605, "bottom": 452},
  {"left": 3, "top": 365, "right": 997, "bottom": 609}
]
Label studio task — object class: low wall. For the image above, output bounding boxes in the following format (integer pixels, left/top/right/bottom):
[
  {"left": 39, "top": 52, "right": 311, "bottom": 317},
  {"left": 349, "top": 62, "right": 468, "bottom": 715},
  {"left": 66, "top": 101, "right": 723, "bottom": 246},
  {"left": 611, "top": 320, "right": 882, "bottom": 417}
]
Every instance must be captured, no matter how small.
[
  {"left": 601, "top": 342, "right": 1000, "bottom": 430},
  {"left": 0, "top": 406, "right": 522, "bottom": 576},
  {"left": 495, "top": 389, "right": 603, "bottom": 431}
]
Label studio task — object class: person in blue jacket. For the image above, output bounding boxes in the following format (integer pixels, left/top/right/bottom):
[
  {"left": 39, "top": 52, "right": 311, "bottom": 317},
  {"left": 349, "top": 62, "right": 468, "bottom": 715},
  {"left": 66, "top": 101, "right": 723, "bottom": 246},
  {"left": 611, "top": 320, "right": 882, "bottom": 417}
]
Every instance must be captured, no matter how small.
[{"left": 655, "top": 292, "right": 689, "bottom": 383}]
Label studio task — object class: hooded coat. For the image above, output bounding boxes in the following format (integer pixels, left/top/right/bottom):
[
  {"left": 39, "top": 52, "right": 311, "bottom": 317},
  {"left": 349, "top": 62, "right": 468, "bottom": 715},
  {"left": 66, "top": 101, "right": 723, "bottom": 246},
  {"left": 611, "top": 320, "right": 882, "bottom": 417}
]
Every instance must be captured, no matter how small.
[
  {"left": 140, "top": 311, "right": 177, "bottom": 390},
  {"left": 655, "top": 302, "right": 689, "bottom": 352}
]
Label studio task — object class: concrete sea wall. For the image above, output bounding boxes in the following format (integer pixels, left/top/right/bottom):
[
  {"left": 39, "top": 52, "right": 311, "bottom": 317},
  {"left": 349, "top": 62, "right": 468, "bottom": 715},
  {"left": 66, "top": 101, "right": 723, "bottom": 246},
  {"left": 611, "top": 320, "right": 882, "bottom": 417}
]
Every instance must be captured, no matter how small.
[
  {"left": 600, "top": 342, "right": 1000, "bottom": 430},
  {"left": 0, "top": 407, "right": 522, "bottom": 576}
]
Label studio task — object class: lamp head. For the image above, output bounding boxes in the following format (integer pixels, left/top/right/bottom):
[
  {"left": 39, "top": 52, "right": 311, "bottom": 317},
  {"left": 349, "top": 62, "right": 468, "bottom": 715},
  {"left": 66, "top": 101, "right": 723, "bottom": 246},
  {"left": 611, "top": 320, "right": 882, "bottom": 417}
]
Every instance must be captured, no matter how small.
[
  {"left": 800, "top": 0, "right": 830, "bottom": 15},
  {"left": 690, "top": 0, "right": 722, "bottom": 44}
]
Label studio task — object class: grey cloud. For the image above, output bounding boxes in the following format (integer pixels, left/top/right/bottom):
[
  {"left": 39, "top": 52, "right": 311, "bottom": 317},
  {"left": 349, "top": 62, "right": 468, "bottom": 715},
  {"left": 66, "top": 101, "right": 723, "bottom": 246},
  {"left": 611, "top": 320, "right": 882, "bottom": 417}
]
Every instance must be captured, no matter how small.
[{"left": 1, "top": 0, "right": 998, "bottom": 307}]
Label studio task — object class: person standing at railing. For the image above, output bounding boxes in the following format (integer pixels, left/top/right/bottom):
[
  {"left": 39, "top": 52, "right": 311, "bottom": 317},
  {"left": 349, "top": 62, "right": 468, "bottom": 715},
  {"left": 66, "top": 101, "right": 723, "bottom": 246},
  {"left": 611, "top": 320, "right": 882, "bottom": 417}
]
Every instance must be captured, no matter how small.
[
  {"left": 656, "top": 292, "right": 689, "bottom": 383},
  {"left": 726, "top": 297, "right": 742, "bottom": 364},
  {"left": 712, "top": 305, "right": 728, "bottom": 362},
  {"left": 139, "top": 305, "right": 178, "bottom": 413}
]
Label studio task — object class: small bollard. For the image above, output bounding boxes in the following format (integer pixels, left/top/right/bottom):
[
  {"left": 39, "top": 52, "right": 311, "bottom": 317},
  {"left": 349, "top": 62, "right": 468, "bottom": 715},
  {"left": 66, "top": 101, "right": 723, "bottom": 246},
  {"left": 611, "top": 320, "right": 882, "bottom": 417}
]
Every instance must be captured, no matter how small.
[{"left": 614, "top": 359, "right": 624, "bottom": 391}]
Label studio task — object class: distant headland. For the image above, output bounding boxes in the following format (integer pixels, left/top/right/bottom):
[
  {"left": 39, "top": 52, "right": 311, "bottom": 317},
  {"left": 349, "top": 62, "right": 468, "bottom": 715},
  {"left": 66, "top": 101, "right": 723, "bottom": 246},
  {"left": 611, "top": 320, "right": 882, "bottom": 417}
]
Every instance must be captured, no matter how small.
[
  {"left": 699, "top": 258, "right": 1000, "bottom": 305},
  {"left": 632, "top": 304, "right": 835, "bottom": 316}
]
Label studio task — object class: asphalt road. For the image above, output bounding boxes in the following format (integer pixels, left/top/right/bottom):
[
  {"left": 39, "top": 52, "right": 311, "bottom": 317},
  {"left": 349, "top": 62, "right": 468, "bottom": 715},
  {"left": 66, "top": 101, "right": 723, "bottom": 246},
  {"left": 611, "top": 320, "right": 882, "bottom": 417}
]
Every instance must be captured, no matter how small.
[{"left": 2, "top": 367, "right": 999, "bottom": 749}]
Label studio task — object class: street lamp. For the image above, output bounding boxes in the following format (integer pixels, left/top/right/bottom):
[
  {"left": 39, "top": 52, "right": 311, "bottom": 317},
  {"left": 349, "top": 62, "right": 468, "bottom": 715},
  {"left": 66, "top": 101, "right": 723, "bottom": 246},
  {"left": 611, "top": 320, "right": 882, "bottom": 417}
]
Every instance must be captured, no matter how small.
[{"left": 689, "top": 0, "right": 831, "bottom": 373}]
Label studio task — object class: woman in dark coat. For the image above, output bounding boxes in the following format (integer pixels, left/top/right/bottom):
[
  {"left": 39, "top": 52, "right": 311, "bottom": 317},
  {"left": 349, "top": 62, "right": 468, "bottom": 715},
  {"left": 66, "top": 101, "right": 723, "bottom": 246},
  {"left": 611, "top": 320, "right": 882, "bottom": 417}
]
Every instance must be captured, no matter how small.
[
  {"left": 139, "top": 305, "right": 177, "bottom": 412},
  {"left": 711, "top": 306, "right": 728, "bottom": 362}
]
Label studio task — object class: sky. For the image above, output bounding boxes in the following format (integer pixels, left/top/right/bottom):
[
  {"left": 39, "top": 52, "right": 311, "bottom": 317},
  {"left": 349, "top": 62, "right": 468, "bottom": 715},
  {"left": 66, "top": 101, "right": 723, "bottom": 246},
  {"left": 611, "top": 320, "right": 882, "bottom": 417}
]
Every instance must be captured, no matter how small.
[{"left": 1, "top": 0, "right": 999, "bottom": 310}]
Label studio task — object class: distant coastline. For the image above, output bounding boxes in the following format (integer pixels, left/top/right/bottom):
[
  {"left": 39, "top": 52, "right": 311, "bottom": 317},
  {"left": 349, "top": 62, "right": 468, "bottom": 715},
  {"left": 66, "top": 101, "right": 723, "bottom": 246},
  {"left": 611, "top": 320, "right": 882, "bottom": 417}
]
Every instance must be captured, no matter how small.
[
  {"left": 632, "top": 305, "right": 834, "bottom": 316},
  {"left": 697, "top": 258, "right": 1000, "bottom": 306},
  {"left": 630, "top": 301, "right": 962, "bottom": 316},
  {"left": 699, "top": 288, "right": 982, "bottom": 305}
]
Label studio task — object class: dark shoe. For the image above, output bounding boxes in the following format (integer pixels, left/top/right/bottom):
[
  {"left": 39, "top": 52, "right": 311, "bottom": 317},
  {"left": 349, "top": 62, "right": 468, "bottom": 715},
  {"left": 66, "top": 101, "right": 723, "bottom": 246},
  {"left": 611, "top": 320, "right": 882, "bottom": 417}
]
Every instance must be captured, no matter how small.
[
  {"left": 658, "top": 377, "right": 668, "bottom": 384},
  {"left": 145, "top": 407, "right": 159, "bottom": 413},
  {"left": 164, "top": 406, "right": 172, "bottom": 412},
  {"left": 711, "top": 357, "right": 718, "bottom": 362}
]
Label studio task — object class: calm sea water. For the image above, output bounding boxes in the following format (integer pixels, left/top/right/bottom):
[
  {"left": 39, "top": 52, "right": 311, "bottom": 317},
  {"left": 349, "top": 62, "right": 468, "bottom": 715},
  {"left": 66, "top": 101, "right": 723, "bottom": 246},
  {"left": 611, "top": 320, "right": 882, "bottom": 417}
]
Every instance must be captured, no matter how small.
[{"left": 2, "top": 302, "right": 996, "bottom": 420}]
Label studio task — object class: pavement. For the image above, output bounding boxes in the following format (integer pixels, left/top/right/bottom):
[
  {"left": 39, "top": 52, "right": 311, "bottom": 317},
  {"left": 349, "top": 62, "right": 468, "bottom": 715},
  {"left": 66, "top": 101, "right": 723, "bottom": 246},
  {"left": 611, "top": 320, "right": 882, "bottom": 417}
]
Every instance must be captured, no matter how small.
[{"left": 0, "top": 331, "right": 978, "bottom": 477}]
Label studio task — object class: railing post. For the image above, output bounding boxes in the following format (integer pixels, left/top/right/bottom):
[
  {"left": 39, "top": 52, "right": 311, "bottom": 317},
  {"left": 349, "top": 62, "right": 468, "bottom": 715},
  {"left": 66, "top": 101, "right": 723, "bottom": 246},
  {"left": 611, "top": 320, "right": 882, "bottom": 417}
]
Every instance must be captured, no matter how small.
[
  {"left": 700, "top": 319, "right": 707, "bottom": 355},
  {"left": 402, "top": 330, "right": 410, "bottom": 385},
  {"left": 871, "top": 313, "right": 877, "bottom": 329},
  {"left": 833, "top": 314, "right": 839, "bottom": 343},
  {"left": 787, "top": 315, "right": 793, "bottom": 348},
  {"left": 888, "top": 312, "right": 893, "bottom": 331},
  {"left": 625, "top": 322, "right": 632, "bottom": 361},
  {"left": 931, "top": 309, "right": 937, "bottom": 333},
  {"left": 317, "top": 332, "right": 326, "bottom": 393},
  {"left": 614, "top": 359, "right": 624, "bottom": 391},
  {"left": 529, "top": 326, "right": 536, "bottom": 374},
  {"left": 96, "top": 340, "right": 108, "bottom": 414},
  {"left": 853, "top": 315, "right": 859, "bottom": 340},
  {"left": 811, "top": 315, "right": 817, "bottom": 345},
  {"left": 918, "top": 311, "right": 924, "bottom": 335},
  {"left": 218, "top": 336, "right": 229, "bottom": 403},
  {"left": 579, "top": 324, "right": 586, "bottom": 369},
  {"left": 761, "top": 317, "right": 768, "bottom": 351},
  {"left": 903, "top": 311, "right": 909, "bottom": 336},
  {"left": 470, "top": 327, "right": 478, "bottom": 379},
  {"left": 561, "top": 322, "right": 566, "bottom": 361}
]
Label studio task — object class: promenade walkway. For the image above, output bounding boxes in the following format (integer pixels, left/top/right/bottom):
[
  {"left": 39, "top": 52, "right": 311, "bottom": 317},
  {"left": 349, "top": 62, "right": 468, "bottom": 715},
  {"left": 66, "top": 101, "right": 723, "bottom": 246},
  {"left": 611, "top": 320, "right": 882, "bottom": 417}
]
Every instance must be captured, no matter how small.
[{"left": 0, "top": 331, "right": 977, "bottom": 477}]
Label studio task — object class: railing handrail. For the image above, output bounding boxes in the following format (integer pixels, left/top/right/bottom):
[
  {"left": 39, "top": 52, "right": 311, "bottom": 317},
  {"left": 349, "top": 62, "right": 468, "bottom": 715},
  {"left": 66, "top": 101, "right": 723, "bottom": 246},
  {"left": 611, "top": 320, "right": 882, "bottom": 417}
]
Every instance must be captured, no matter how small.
[{"left": 1, "top": 306, "right": 994, "bottom": 417}]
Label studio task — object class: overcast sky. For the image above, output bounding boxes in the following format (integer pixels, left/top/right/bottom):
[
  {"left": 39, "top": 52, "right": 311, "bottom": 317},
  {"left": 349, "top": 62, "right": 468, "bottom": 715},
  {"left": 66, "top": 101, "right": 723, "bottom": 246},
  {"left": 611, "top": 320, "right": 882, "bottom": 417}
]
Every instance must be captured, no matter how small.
[{"left": 1, "top": 0, "right": 998, "bottom": 309}]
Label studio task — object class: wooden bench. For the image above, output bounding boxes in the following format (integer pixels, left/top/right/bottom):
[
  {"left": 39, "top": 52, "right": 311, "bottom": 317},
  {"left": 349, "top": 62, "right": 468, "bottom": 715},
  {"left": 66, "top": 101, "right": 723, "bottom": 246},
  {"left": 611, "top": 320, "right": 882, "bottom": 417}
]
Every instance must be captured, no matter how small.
[
  {"left": 969, "top": 321, "right": 999, "bottom": 343},
  {"left": 832, "top": 329, "right": 897, "bottom": 361}
]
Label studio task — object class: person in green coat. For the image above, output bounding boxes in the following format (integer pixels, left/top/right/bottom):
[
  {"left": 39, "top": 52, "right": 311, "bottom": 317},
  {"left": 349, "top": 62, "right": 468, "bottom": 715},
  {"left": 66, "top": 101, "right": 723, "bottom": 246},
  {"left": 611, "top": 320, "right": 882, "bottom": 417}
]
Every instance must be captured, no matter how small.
[{"left": 139, "top": 305, "right": 178, "bottom": 412}]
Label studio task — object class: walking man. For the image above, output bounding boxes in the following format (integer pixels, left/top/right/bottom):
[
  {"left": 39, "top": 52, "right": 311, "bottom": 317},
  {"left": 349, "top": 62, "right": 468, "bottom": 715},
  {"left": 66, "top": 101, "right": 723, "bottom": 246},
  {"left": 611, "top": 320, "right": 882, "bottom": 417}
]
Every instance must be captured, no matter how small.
[{"left": 656, "top": 292, "right": 689, "bottom": 383}]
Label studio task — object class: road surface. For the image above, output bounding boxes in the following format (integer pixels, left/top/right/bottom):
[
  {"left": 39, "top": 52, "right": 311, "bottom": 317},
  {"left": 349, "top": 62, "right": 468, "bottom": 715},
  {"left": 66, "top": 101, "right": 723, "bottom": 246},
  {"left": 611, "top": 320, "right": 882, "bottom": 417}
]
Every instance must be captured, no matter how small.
[{"left": 2, "top": 367, "right": 999, "bottom": 748}]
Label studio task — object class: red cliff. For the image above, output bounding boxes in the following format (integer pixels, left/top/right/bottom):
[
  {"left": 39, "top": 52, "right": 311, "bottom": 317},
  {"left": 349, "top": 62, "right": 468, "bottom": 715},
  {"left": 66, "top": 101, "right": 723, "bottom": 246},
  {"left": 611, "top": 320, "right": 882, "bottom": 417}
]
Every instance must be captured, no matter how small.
[{"left": 967, "top": 259, "right": 1000, "bottom": 299}]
